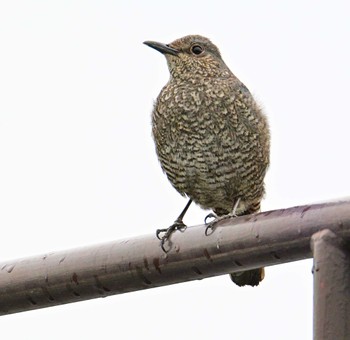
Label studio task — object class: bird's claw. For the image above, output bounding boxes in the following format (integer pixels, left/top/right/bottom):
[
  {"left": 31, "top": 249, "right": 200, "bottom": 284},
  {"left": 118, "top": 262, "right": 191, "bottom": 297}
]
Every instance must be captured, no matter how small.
[
  {"left": 204, "top": 212, "right": 238, "bottom": 236},
  {"left": 204, "top": 212, "right": 217, "bottom": 224},
  {"left": 204, "top": 212, "right": 218, "bottom": 236},
  {"left": 156, "top": 221, "right": 187, "bottom": 253},
  {"left": 205, "top": 223, "right": 216, "bottom": 236},
  {"left": 156, "top": 228, "right": 167, "bottom": 240}
]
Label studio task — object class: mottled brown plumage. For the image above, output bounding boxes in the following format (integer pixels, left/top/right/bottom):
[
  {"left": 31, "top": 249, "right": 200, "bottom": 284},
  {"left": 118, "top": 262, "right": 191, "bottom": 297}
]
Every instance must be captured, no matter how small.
[{"left": 144, "top": 35, "right": 270, "bottom": 287}]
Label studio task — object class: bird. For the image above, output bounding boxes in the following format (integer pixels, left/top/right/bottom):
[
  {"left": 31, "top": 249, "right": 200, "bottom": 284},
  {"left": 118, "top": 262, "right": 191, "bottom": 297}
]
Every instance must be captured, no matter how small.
[{"left": 144, "top": 35, "right": 270, "bottom": 287}]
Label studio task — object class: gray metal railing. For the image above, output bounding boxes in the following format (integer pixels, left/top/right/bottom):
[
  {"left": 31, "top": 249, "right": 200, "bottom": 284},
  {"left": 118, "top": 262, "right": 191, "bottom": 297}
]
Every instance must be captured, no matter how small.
[{"left": 1, "top": 200, "right": 350, "bottom": 339}]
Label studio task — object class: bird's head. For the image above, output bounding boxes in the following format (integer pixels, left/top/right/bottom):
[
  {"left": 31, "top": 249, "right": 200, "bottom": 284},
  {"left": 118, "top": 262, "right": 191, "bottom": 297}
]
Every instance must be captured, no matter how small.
[{"left": 144, "top": 35, "right": 231, "bottom": 80}]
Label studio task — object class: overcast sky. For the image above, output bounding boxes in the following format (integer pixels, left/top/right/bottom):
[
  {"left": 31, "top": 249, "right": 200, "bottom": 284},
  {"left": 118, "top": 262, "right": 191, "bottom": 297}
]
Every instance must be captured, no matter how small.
[{"left": 1, "top": 1, "right": 349, "bottom": 339}]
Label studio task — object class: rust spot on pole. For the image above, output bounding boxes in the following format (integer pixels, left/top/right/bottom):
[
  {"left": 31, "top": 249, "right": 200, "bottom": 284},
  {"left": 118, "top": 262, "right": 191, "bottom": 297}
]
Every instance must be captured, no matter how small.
[
  {"left": 93, "top": 275, "right": 111, "bottom": 292},
  {"left": 191, "top": 266, "right": 202, "bottom": 275},
  {"left": 153, "top": 258, "right": 162, "bottom": 274},
  {"left": 300, "top": 205, "right": 311, "bottom": 218},
  {"left": 72, "top": 272, "right": 79, "bottom": 285},
  {"left": 271, "top": 251, "right": 281, "bottom": 260},
  {"left": 143, "top": 258, "right": 150, "bottom": 271},
  {"left": 203, "top": 249, "right": 213, "bottom": 262}
]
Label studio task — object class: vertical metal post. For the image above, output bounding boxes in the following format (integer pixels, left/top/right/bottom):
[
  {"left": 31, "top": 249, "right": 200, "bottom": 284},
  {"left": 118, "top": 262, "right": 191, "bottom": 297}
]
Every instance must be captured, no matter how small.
[{"left": 311, "top": 229, "right": 350, "bottom": 339}]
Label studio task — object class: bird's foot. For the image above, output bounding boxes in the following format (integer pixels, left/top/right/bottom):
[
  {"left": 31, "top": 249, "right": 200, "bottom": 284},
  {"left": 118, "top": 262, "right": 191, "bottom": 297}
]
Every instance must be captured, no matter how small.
[
  {"left": 156, "top": 220, "right": 187, "bottom": 252},
  {"left": 204, "top": 212, "right": 237, "bottom": 236},
  {"left": 204, "top": 212, "right": 218, "bottom": 225}
]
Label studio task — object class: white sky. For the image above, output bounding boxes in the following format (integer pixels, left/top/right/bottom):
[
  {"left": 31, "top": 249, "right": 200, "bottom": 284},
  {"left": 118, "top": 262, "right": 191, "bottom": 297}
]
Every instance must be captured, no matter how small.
[{"left": 0, "top": 1, "right": 349, "bottom": 339}]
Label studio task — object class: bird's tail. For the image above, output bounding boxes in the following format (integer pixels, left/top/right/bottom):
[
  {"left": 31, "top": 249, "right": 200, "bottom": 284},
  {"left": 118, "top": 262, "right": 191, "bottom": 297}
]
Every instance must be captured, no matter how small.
[
  {"left": 215, "top": 202, "right": 265, "bottom": 287},
  {"left": 230, "top": 268, "right": 265, "bottom": 287}
]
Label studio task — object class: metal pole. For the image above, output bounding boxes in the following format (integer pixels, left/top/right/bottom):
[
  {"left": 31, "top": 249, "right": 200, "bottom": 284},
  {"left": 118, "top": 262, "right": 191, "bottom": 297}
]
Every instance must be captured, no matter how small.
[
  {"left": 311, "top": 229, "right": 350, "bottom": 339},
  {"left": 1, "top": 200, "right": 350, "bottom": 316}
]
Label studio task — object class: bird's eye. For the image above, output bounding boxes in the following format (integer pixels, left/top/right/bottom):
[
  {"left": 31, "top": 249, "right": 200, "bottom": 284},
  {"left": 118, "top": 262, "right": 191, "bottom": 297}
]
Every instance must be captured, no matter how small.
[{"left": 191, "top": 45, "right": 203, "bottom": 55}]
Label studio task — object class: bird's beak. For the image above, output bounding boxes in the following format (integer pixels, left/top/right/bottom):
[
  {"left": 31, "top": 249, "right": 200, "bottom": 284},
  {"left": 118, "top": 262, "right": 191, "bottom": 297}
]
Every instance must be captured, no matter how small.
[{"left": 143, "top": 41, "right": 179, "bottom": 56}]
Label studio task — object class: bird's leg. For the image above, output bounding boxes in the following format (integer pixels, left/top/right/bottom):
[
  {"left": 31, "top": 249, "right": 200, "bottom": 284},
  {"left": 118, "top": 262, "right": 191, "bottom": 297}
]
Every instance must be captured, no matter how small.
[
  {"left": 230, "top": 197, "right": 241, "bottom": 217},
  {"left": 205, "top": 198, "right": 241, "bottom": 235},
  {"left": 156, "top": 199, "right": 192, "bottom": 252}
]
